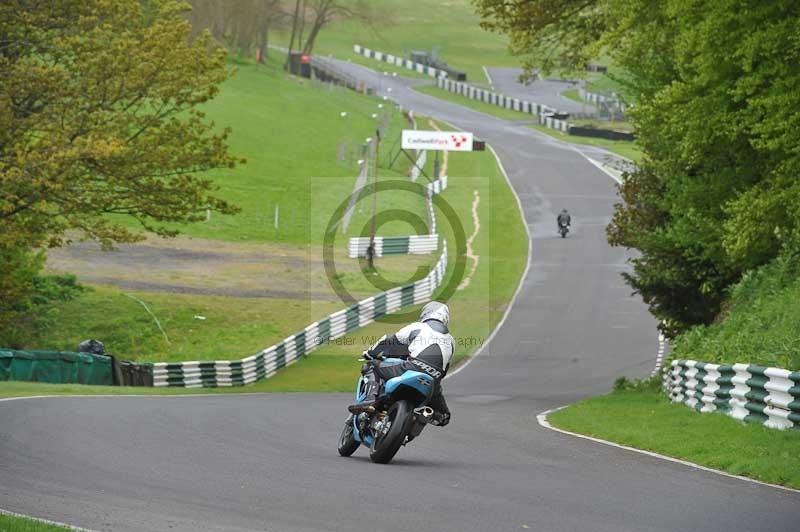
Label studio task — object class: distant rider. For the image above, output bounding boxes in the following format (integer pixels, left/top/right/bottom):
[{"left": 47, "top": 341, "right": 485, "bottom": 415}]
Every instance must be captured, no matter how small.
[
  {"left": 348, "top": 301, "right": 454, "bottom": 426},
  {"left": 557, "top": 208, "right": 571, "bottom": 232}
]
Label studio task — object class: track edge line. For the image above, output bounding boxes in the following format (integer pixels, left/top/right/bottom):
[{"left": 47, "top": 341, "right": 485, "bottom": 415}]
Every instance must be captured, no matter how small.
[
  {"left": 446, "top": 141, "right": 532, "bottom": 380},
  {"left": 536, "top": 406, "right": 800, "bottom": 495},
  {"left": 0, "top": 507, "right": 99, "bottom": 532}
]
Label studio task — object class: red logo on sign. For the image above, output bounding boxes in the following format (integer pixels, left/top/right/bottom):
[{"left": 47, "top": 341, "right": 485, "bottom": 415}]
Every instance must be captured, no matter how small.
[{"left": 450, "top": 134, "right": 469, "bottom": 148}]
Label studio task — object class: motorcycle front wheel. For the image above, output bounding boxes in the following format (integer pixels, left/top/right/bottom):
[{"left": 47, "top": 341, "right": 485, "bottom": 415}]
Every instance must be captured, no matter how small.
[
  {"left": 369, "top": 400, "right": 412, "bottom": 464},
  {"left": 337, "top": 416, "right": 360, "bottom": 457}
]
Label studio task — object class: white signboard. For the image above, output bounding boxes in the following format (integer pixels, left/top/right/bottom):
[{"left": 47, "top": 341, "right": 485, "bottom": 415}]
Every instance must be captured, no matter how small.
[{"left": 401, "top": 130, "right": 474, "bottom": 152}]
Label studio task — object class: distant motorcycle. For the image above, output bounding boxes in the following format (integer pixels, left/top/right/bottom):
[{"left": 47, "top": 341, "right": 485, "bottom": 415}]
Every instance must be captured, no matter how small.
[
  {"left": 558, "top": 222, "right": 570, "bottom": 238},
  {"left": 338, "top": 355, "right": 436, "bottom": 464}
]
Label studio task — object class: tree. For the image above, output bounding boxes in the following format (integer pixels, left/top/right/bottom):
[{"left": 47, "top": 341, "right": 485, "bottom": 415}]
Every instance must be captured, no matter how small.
[
  {"left": 0, "top": 0, "right": 241, "bottom": 249},
  {"left": 187, "top": 0, "right": 287, "bottom": 61},
  {"left": 473, "top": 0, "right": 614, "bottom": 75},
  {"left": 0, "top": 0, "right": 242, "bottom": 340},
  {"left": 284, "top": 0, "right": 376, "bottom": 57},
  {"left": 473, "top": 0, "right": 800, "bottom": 336}
]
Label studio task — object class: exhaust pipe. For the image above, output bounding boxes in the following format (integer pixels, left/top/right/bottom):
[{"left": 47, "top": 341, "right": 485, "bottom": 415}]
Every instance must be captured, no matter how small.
[{"left": 414, "top": 406, "right": 435, "bottom": 424}]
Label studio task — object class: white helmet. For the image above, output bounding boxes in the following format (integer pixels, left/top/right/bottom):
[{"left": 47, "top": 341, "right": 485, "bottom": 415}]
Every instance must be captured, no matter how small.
[{"left": 420, "top": 301, "right": 449, "bottom": 326}]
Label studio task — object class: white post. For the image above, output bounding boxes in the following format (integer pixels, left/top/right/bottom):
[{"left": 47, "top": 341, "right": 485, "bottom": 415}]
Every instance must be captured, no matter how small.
[{"left": 274, "top": 203, "right": 279, "bottom": 230}]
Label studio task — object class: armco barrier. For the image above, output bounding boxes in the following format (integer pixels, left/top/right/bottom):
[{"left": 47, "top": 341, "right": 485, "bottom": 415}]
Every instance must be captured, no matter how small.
[
  {"left": 664, "top": 359, "right": 800, "bottom": 430},
  {"left": 568, "top": 126, "right": 635, "bottom": 141},
  {"left": 153, "top": 244, "right": 448, "bottom": 387},
  {"left": 354, "top": 44, "right": 447, "bottom": 79}
]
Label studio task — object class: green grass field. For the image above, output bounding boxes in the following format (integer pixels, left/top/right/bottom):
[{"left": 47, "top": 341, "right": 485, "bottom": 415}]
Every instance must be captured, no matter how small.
[
  {"left": 548, "top": 384, "right": 800, "bottom": 489},
  {"left": 130, "top": 55, "right": 414, "bottom": 244}
]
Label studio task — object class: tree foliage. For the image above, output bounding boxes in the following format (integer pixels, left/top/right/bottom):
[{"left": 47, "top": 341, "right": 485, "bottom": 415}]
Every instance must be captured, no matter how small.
[
  {"left": 474, "top": 0, "right": 800, "bottom": 336},
  {"left": 186, "top": 0, "right": 286, "bottom": 59},
  {"left": 0, "top": 0, "right": 240, "bottom": 247},
  {"left": 0, "top": 0, "right": 241, "bottom": 339},
  {"left": 186, "top": 0, "right": 375, "bottom": 61}
]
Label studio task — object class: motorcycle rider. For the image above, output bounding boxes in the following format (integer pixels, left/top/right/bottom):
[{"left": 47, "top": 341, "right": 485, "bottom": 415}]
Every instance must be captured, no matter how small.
[
  {"left": 348, "top": 301, "right": 454, "bottom": 426},
  {"left": 557, "top": 208, "right": 571, "bottom": 232}
]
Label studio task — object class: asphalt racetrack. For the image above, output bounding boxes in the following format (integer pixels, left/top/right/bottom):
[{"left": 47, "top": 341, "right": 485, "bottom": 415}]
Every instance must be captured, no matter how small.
[{"left": 1, "top": 64, "right": 797, "bottom": 531}]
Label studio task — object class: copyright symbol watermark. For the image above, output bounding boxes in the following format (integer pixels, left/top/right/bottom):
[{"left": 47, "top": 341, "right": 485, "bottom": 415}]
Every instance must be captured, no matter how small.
[{"left": 320, "top": 178, "right": 467, "bottom": 324}]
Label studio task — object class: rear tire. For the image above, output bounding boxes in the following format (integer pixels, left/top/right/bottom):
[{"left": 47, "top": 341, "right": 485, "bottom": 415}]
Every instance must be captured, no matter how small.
[
  {"left": 370, "top": 400, "right": 412, "bottom": 464},
  {"left": 338, "top": 416, "right": 360, "bottom": 457}
]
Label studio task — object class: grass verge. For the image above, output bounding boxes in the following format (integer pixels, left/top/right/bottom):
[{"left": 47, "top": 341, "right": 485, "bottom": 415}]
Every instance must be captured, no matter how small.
[
  {"left": 0, "top": 513, "right": 70, "bottom": 532},
  {"left": 671, "top": 248, "right": 800, "bottom": 369},
  {"left": 529, "top": 124, "right": 643, "bottom": 163},
  {"left": 560, "top": 88, "right": 582, "bottom": 104},
  {"left": 548, "top": 384, "right": 800, "bottom": 489}
]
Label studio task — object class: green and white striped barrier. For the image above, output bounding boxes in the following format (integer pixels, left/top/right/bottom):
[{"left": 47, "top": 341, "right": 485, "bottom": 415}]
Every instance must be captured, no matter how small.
[
  {"left": 664, "top": 359, "right": 800, "bottom": 430},
  {"left": 153, "top": 244, "right": 448, "bottom": 387},
  {"left": 436, "top": 77, "right": 559, "bottom": 116},
  {"left": 347, "top": 234, "right": 439, "bottom": 258},
  {"left": 436, "top": 77, "right": 578, "bottom": 135},
  {"left": 347, "top": 175, "right": 447, "bottom": 258},
  {"left": 353, "top": 44, "right": 447, "bottom": 78}
]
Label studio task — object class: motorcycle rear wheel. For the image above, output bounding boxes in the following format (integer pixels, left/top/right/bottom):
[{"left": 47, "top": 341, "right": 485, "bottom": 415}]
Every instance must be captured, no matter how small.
[
  {"left": 369, "top": 400, "right": 412, "bottom": 464},
  {"left": 338, "top": 416, "right": 360, "bottom": 457}
]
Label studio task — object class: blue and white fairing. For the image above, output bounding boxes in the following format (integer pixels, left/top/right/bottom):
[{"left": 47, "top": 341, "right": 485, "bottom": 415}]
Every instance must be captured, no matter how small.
[{"left": 351, "top": 358, "right": 435, "bottom": 445}]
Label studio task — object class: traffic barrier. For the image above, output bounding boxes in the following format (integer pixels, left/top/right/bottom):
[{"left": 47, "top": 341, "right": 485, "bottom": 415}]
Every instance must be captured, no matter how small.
[
  {"left": 347, "top": 174, "right": 447, "bottom": 258},
  {"left": 153, "top": 244, "right": 448, "bottom": 387},
  {"left": 353, "top": 45, "right": 447, "bottom": 79},
  {"left": 578, "top": 87, "right": 627, "bottom": 112},
  {"left": 347, "top": 234, "right": 439, "bottom": 258},
  {"left": 437, "top": 77, "right": 559, "bottom": 118},
  {"left": 437, "top": 78, "right": 638, "bottom": 141},
  {"left": 664, "top": 359, "right": 800, "bottom": 430}
]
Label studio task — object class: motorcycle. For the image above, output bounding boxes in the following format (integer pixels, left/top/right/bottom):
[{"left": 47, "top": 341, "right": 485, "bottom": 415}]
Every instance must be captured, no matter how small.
[
  {"left": 337, "top": 355, "right": 436, "bottom": 464},
  {"left": 558, "top": 222, "right": 570, "bottom": 238}
]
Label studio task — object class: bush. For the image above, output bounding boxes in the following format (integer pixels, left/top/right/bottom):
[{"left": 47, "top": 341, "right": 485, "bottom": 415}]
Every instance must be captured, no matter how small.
[
  {"left": 0, "top": 245, "right": 83, "bottom": 348},
  {"left": 671, "top": 242, "right": 800, "bottom": 370}
]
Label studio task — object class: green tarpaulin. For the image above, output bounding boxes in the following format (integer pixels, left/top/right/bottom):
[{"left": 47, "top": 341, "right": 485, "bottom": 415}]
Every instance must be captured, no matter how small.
[{"left": 0, "top": 349, "right": 113, "bottom": 385}]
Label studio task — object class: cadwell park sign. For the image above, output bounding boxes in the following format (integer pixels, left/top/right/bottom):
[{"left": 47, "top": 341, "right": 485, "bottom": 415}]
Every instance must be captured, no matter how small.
[{"left": 401, "top": 130, "right": 474, "bottom": 152}]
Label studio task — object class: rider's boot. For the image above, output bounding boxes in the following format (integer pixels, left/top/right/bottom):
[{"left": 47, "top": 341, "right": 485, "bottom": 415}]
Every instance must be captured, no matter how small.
[{"left": 347, "top": 366, "right": 380, "bottom": 414}]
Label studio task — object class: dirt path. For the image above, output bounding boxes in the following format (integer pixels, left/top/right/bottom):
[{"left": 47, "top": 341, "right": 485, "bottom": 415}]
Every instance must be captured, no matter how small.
[
  {"left": 46, "top": 235, "right": 432, "bottom": 300},
  {"left": 458, "top": 190, "right": 481, "bottom": 290}
]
